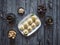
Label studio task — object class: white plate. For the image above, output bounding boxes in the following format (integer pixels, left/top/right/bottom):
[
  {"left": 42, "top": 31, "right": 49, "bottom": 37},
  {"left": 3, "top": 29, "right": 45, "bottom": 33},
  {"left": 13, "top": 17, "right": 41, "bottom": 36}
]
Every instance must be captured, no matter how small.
[{"left": 18, "top": 13, "right": 41, "bottom": 36}]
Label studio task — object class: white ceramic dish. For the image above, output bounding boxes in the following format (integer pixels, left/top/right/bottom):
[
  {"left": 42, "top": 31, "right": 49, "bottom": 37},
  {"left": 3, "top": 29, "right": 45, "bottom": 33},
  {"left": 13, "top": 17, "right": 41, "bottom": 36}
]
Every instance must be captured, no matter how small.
[{"left": 18, "top": 13, "right": 41, "bottom": 36}]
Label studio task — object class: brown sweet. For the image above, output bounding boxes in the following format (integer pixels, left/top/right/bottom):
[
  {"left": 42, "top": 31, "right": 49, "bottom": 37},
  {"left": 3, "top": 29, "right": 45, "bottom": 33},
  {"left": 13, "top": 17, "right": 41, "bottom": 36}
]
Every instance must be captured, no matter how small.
[{"left": 8, "top": 30, "right": 16, "bottom": 39}]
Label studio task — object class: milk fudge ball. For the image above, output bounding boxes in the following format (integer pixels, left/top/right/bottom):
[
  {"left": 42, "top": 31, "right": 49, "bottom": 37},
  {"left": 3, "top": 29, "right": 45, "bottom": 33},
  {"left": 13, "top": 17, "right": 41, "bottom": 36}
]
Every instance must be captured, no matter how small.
[
  {"left": 31, "top": 23, "right": 36, "bottom": 28},
  {"left": 35, "top": 19, "right": 40, "bottom": 26},
  {"left": 27, "top": 26, "right": 32, "bottom": 32},
  {"left": 23, "top": 29, "right": 29, "bottom": 35},
  {"left": 18, "top": 7, "right": 25, "bottom": 14},
  {"left": 31, "top": 15, "right": 37, "bottom": 22},
  {"left": 19, "top": 25, "right": 24, "bottom": 31},
  {"left": 23, "top": 22, "right": 29, "bottom": 29},
  {"left": 27, "top": 18, "right": 33, "bottom": 25}
]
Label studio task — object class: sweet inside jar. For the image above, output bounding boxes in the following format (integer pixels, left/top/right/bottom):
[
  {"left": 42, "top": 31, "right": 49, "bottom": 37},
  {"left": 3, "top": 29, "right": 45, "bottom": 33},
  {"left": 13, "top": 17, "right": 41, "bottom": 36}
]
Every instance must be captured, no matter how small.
[
  {"left": 6, "top": 16, "right": 13, "bottom": 21},
  {"left": 45, "top": 16, "right": 53, "bottom": 25}
]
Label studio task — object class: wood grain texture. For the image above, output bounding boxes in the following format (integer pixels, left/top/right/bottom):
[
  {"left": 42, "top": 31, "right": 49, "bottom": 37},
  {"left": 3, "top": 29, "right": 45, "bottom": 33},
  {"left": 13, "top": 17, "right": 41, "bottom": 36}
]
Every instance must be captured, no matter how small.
[{"left": 0, "top": 0, "right": 59, "bottom": 45}]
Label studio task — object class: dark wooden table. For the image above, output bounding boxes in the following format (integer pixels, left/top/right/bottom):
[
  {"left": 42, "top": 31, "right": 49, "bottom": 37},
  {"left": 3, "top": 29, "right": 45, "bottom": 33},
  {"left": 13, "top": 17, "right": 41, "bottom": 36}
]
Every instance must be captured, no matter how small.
[{"left": 0, "top": 0, "right": 60, "bottom": 45}]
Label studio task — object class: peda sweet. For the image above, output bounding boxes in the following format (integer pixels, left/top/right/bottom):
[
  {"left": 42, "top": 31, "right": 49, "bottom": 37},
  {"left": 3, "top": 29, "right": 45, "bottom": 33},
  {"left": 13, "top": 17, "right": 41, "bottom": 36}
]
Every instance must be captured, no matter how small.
[
  {"left": 31, "top": 15, "right": 37, "bottom": 22},
  {"left": 19, "top": 25, "right": 24, "bottom": 31},
  {"left": 27, "top": 18, "right": 33, "bottom": 25},
  {"left": 23, "top": 29, "right": 29, "bottom": 35},
  {"left": 18, "top": 8, "right": 25, "bottom": 14},
  {"left": 27, "top": 26, "right": 32, "bottom": 32},
  {"left": 31, "top": 23, "right": 36, "bottom": 28},
  {"left": 23, "top": 22, "right": 29, "bottom": 29},
  {"left": 35, "top": 19, "right": 40, "bottom": 26}
]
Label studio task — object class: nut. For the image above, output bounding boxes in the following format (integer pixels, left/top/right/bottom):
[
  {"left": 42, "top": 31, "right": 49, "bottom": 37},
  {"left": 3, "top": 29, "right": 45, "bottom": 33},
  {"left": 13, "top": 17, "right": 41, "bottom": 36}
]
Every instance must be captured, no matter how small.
[
  {"left": 37, "top": 5, "right": 47, "bottom": 18},
  {"left": 8, "top": 30, "right": 16, "bottom": 39}
]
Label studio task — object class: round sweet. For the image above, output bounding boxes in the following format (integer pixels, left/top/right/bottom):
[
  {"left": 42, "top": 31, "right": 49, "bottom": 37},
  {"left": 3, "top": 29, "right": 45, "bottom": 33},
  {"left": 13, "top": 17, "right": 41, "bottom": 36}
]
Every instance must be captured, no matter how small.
[
  {"left": 27, "top": 18, "right": 33, "bottom": 25},
  {"left": 19, "top": 25, "right": 24, "bottom": 31},
  {"left": 23, "top": 29, "right": 29, "bottom": 35},
  {"left": 31, "top": 23, "right": 36, "bottom": 28},
  {"left": 23, "top": 22, "right": 29, "bottom": 29},
  {"left": 31, "top": 15, "right": 37, "bottom": 22},
  {"left": 18, "top": 8, "right": 25, "bottom": 14},
  {"left": 27, "top": 26, "right": 32, "bottom": 32},
  {"left": 35, "top": 19, "right": 40, "bottom": 26},
  {"left": 8, "top": 30, "right": 16, "bottom": 39}
]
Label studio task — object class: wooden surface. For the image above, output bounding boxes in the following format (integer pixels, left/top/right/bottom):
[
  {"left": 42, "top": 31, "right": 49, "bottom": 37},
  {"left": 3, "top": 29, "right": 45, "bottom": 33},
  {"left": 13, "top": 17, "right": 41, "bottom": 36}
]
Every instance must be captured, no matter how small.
[{"left": 0, "top": 0, "right": 60, "bottom": 45}]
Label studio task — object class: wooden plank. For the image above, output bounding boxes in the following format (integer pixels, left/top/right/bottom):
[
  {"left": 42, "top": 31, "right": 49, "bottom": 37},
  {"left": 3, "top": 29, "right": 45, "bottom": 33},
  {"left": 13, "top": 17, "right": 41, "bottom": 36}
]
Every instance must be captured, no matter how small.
[
  {"left": 45, "top": 0, "right": 53, "bottom": 45},
  {"left": 52, "top": 0, "right": 57, "bottom": 45},
  {"left": 44, "top": 0, "right": 49, "bottom": 44},
  {"left": 28, "top": 0, "right": 38, "bottom": 45},
  {"left": 0, "top": 0, "right": 3, "bottom": 10},
  {"left": 3, "top": 0, "right": 7, "bottom": 12},
  {"left": 22, "top": 0, "right": 31, "bottom": 45},
  {"left": 37, "top": 0, "right": 46, "bottom": 45},
  {"left": 0, "top": 0, "right": 3, "bottom": 45},
  {"left": 0, "top": 20, "right": 3, "bottom": 45},
  {"left": 1, "top": 0, "right": 10, "bottom": 45},
  {"left": 3, "top": 22, "right": 10, "bottom": 45},
  {"left": 57, "top": 0, "right": 60, "bottom": 45},
  {"left": 6, "top": 0, "right": 12, "bottom": 13},
  {"left": 6, "top": 0, "right": 24, "bottom": 45},
  {"left": 15, "top": 0, "right": 27, "bottom": 45}
]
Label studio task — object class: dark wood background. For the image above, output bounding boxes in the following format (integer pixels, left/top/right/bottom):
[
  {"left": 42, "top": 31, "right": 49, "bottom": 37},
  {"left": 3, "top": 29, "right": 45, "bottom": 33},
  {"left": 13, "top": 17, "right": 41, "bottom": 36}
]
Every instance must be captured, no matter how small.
[{"left": 0, "top": 0, "right": 60, "bottom": 45}]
